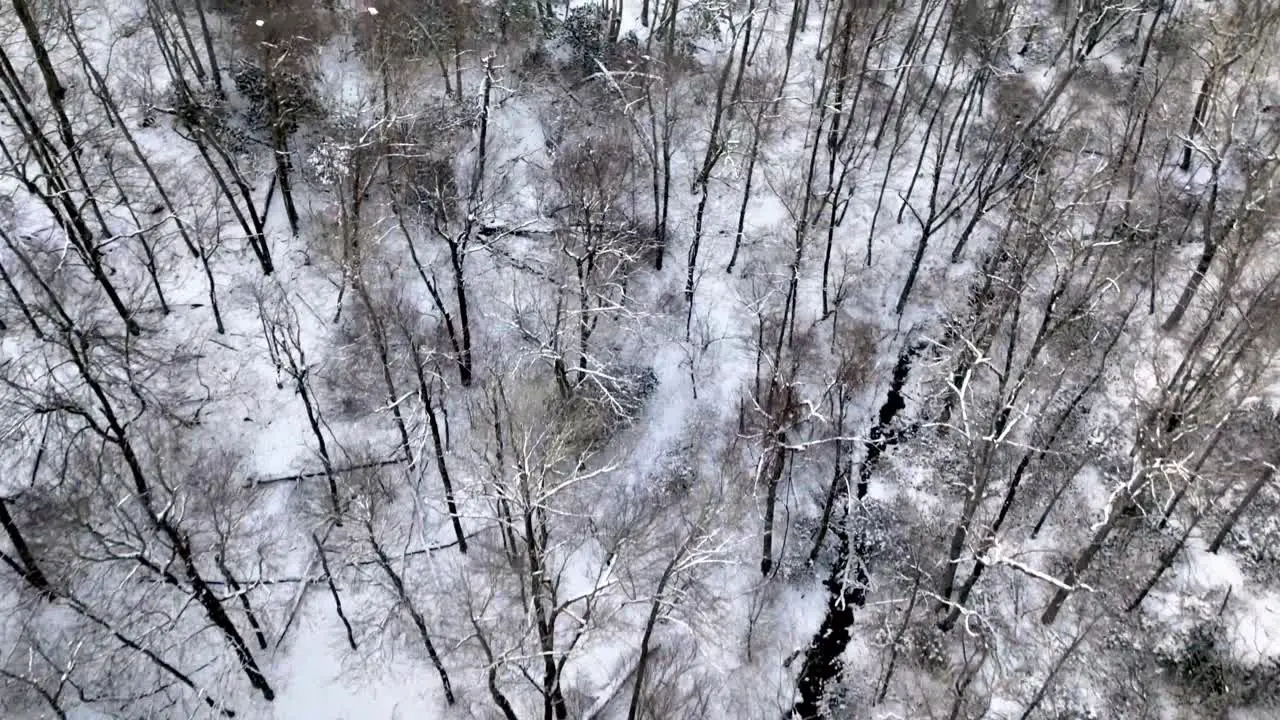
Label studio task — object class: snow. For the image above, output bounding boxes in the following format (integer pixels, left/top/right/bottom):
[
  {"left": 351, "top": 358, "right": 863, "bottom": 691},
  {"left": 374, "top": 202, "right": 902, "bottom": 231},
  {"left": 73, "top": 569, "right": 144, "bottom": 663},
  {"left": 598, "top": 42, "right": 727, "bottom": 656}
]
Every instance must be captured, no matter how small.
[
  {"left": 1179, "top": 540, "right": 1248, "bottom": 593},
  {"left": 271, "top": 600, "right": 443, "bottom": 720},
  {"left": 5, "top": 0, "right": 1280, "bottom": 718},
  {"left": 1232, "top": 591, "right": 1280, "bottom": 668}
]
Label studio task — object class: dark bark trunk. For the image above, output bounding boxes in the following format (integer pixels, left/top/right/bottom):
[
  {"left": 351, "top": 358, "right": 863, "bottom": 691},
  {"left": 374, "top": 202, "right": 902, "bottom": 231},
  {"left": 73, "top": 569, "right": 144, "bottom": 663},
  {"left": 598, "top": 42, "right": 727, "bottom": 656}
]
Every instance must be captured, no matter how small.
[
  {"left": 1128, "top": 514, "right": 1202, "bottom": 613},
  {"left": 725, "top": 108, "right": 762, "bottom": 274},
  {"left": 759, "top": 440, "right": 789, "bottom": 576},
  {"left": 0, "top": 254, "right": 44, "bottom": 338},
  {"left": 101, "top": 157, "right": 170, "bottom": 315},
  {"left": 523, "top": 505, "right": 568, "bottom": 720},
  {"left": 191, "top": 0, "right": 224, "bottom": 97},
  {"left": 0, "top": 497, "right": 52, "bottom": 595},
  {"left": 353, "top": 276, "right": 417, "bottom": 497},
  {"left": 313, "top": 533, "right": 358, "bottom": 650},
  {"left": 390, "top": 190, "right": 468, "bottom": 381},
  {"left": 1016, "top": 620, "right": 1094, "bottom": 720},
  {"left": 409, "top": 344, "right": 469, "bottom": 552},
  {"left": 61, "top": 12, "right": 201, "bottom": 260},
  {"left": 183, "top": 129, "right": 273, "bottom": 275},
  {"left": 447, "top": 237, "right": 475, "bottom": 387},
  {"left": 198, "top": 241, "right": 226, "bottom": 333},
  {"left": 293, "top": 368, "right": 342, "bottom": 522},
  {"left": 271, "top": 135, "right": 300, "bottom": 236},
  {"left": 1208, "top": 465, "right": 1275, "bottom": 554},
  {"left": 11, "top": 0, "right": 114, "bottom": 240},
  {"left": 941, "top": 308, "right": 1126, "bottom": 629},
  {"left": 1042, "top": 492, "right": 1134, "bottom": 625},
  {"left": 875, "top": 571, "right": 922, "bottom": 704},
  {"left": 472, "top": 612, "right": 521, "bottom": 720},
  {"left": 1180, "top": 72, "right": 1214, "bottom": 172},
  {"left": 808, "top": 386, "right": 848, "bottom": 563},
  {"left": 684, "top": 41, "right": 736, "bottom": 313},
  {"left": 0, "top": 44, "right": 138, "bottom": 334},
  {"left": 369, "top": 529, "right": 455, "bottom": 704},
  {"left": 0, "top": 666, "right": 67, "bottom": 720},
  {"left": 61, "top": 323, "right": 274, "bottom": 699},
  {"left": 216, "top": 553, "right": 269, "bottom": 651},
  {"left": 627, "top": 536, "right": 691, "bottom": 720},
  {"left": 166, "top": 0, "right": 208, "bottom": 86},
  {"left": 176, "top": 526, "right": 275, "bottom": 699},
  {"left": 67, "top": 594, "right": 236, "bottom": 715},
  {"left": 1163, "top": 171, "right": 1221, "bottom": 331}
]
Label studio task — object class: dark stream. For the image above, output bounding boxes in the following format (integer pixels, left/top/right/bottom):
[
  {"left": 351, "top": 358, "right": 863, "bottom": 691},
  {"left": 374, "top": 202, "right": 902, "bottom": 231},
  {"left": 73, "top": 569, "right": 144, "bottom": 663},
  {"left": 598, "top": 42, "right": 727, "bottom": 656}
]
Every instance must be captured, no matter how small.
[{"left": 791, "top": 341, "right": 923, "bottom": 719}]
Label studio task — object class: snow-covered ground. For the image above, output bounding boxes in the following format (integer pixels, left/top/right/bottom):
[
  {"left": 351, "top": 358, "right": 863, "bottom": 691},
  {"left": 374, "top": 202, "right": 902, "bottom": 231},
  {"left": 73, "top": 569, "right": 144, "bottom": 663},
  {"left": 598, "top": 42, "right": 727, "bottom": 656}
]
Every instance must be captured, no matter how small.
[{"left": 3, "top": 0, "right": 1280, "bottom": 718}]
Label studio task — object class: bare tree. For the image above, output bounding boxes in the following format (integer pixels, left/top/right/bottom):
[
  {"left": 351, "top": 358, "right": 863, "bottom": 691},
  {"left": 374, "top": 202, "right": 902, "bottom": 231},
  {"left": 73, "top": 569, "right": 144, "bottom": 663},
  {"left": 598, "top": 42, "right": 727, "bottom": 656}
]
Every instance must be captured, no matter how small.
[{"left": 472, "top": 373, "right": 628, "bottom": 720}]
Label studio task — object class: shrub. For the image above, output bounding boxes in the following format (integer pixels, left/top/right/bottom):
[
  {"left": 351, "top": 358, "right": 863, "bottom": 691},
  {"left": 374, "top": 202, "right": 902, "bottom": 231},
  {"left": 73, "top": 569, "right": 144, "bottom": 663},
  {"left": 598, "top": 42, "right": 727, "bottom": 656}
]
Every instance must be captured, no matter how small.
[
  {"left": 558, "top": 3, "right": 610, "bottom": 72},
  {"left": 1160, "top": 621, "right": 1229, "bottom": 698},
  {"left": 231, "top": 60, "right": 320, "bottom": 135},
  {"left": 1151, "top": 619, "right": 1280, "bottom": 708},
  {"left": 559, "top": 364, "right": 658, "bottom": 453}
]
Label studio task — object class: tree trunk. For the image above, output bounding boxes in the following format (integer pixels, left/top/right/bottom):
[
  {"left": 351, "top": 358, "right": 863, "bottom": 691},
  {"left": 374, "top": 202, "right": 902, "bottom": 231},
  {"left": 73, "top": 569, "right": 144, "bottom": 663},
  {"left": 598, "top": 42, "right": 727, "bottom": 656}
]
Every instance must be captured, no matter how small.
[
  {"left": 166, "top": 0, "right": 208, "bottom": 86},
  {"left": 369, "top": 529, "right": 455, "bottom": 704},
  {"left": 191, "top": 0, "right": 224, "bottom": 97},
  {"left": 294, "top": 366, "right": 342, "bottom": 521},
  {"left": 1208, "top": 465, "right": 1276, "bottom": 554},
  {"left": 390, "top": 190, "right": 468, "bottom": 380},
  {"left": 1180, "top": 71, "right": 1214, "bottom": 172},
  {"left": 0, "top": 43, "right": 139, "bottom": 334},
  {"left": 627, "top": 535, "right": 693, "bottom": 720},
  {"left": 66, "top": 593, "right": 236, "bottom": 715},
  {"left": 216, "top": 552, "right": 269, "bottom": 650},
  {"left": 1164, "top": 161, "right": 1223, "bottom": 331},
  {"left": 0, "top": 497, "right": 52, "bottom": 595},
  {"left": 61, "top": 11, "right": 201, "bottom": 260},
  {"left": 524, "top": 505, "right": 569, "bottom": 720},
  {"left": 448, "top": 241, "right": 476, "bottom": 384},
  {"left": 1042, "top": 487, "right": 1137, "bottom": 625},
  {"left": 313, "top": 533, "right": 358, "bottom": 650},
  {"left": 875, "top": 571, "right": 921, "bottom": 704},
  {"left": 1016, "top": 619, "right": 1095, "bottom": 720},
  {"left": 0, "top": 253, "right": 44, "bottom": 338},
  {"left": 684, "top": 36, "right": 737, "bottom": 313},
  {"left": 808, "top": 386, "right": 848, "bottom": 563},
  {"left": 409, "top": 343, "right": 469, "bottom": 552},
  {"left": 759, "top": 439, "right": 789, "bottom": 576},
  {"left": 11, "top": 0, "right": 114, "bottom": 239},
  {"left": 472, "top": 611, "right": 521, "bottom": 720},
  {"left": 43, "top": 307, "right": 276, "bottom": 700},
  {"left": 942, "top": 306, "right": 1128, "bottom": 630},
  {"left": 271, "top": 135, "right": 301, "bottom": 236}
]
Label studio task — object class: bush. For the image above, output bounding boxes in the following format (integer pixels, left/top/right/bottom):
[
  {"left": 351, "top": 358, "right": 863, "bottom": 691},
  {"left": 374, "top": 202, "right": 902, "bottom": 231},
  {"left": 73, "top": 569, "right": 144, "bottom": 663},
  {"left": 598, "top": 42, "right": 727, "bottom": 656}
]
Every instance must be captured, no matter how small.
[
  {"left": 322, "top": 302, "right": 391, "bottom": 421},
  {"left": 579, "top": 363, "right": 657, "bottom": 426},
  {"left": 1159, "top": 621, "right": 1229, "bottom": 698},
  {"left": 1226, "top": 497, "right": 1280, "bottom": 569},
  {"left": 559, "top": 364, "right": 658, "bottom": 453},
  {"left": 547, "top": 4, "right": 642, "bottom": 76},
  {"left": 558, "top": 3, "right": 610, "bottom": 71},
  {"left": 157, "top": 84, "right": 253, "bottom": 151},
  {"left": 907, "top": 623, "right": 949, "bottom": 672},
  {"left": 1151, "top": 619, "right": 1280, "bottom": 708},
  {"left": 231, "top": 60, "right": 320, "bottom": 135}
]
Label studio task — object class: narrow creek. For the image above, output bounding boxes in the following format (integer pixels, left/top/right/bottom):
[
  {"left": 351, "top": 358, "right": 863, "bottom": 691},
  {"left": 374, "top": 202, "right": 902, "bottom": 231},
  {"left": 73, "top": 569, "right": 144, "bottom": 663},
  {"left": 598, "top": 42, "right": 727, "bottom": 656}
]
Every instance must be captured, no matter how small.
[{"left": 791, "top": 341, "right": 923, "bottom": 719}]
